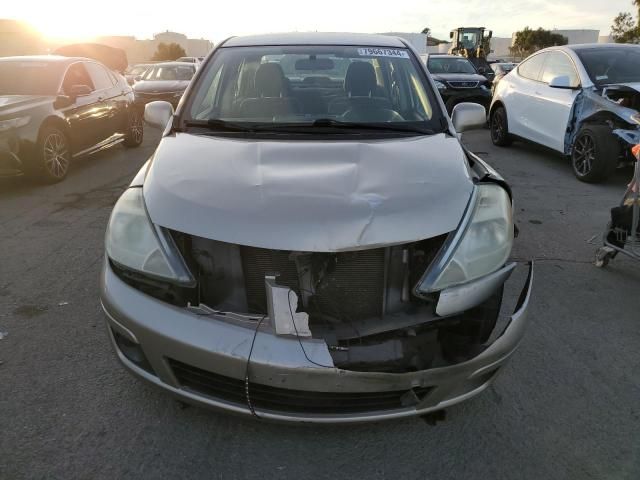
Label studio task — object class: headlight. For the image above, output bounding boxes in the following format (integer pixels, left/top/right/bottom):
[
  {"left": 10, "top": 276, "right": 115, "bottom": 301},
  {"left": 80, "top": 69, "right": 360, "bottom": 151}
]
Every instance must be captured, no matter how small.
[
  {"left": 106, "top": 188, "right": 191, "bottom": 283},
  {"left": 434, "top": 80, "right": 447, "bottom": 91},
  {"left": 0, "top": 116, "right": 30, "bottom": 133},
  {"left": 418, "top": 184, "right": 513, "bottom": 293}
]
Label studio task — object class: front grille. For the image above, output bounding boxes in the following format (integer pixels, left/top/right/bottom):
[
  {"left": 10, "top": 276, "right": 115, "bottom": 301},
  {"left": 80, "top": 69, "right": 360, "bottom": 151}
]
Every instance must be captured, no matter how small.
[
  {"left": 240, "top": 246, "right": 385, "bottom": 320},
  {"left": 169, "top": 359, "right": 432, "bottom": 414},
  {"left": 447, "top": 81, "right": 479, "bottom": 89},
  {"left": 240, "top": 246, "right": 301, "bottom": 312}
]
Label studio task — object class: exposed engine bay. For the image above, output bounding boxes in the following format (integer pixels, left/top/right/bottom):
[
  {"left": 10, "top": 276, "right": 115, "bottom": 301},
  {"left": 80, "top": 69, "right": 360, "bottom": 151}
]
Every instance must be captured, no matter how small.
[
  {"left": 112, "top": 232, "right": 504, "bottom": 374},
  {"left": 567, "top": 85, "right": 640, "bottom": 157}
]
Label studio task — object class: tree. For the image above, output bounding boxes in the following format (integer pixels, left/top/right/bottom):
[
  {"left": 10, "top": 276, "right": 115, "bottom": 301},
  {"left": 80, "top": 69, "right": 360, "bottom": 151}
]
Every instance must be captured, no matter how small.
[
  {"left": 610, "top": 2, "right": 640, "bottom": 43},
  {"left": 151, "top": 42, "right": 186, "bottom": 61},
  {"left": 611, "top": 12, "right": 640, "bottom": 43},
  {"left": 510, "top": 27, "right": 568, "bottom": 58}
]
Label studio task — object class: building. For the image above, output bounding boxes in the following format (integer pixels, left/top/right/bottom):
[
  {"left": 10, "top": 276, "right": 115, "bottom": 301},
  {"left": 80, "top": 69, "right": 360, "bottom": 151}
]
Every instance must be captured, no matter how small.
[{"left": 96, "top": 31, "right": 214, "bottom": 65}]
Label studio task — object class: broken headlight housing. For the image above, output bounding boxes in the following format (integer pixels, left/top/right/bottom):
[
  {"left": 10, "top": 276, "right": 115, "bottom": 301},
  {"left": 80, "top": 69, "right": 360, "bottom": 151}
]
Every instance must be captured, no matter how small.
[
  {"left": 417, "top": 184, "right": 513, "bottom": 293},
  {"left": 106, "top": 188, "right": 193, "bottom": 285}
]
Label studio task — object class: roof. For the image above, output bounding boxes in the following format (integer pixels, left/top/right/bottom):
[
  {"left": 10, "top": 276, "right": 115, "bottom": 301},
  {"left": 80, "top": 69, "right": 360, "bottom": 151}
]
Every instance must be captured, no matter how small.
[
  {"left": 0, "top": 55, "right": 80, "bottom": 64},
  {"left": 147, "top": 61, "right": 197, "bottom": 67},
  {"left": 223, "top": 32, "right": 407, "bottom": 48},
  {"left": 565, "top": 43, "right": 640, "bottom": 51},
  {"left": 426, "top": 54, "right": 462, "bottom": 58}
]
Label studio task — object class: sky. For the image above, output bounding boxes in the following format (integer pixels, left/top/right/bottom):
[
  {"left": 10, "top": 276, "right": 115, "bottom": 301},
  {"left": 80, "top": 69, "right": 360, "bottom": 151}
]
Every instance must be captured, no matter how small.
[{"left": 4, "top": 0, "right": 636, "bottom": 42}]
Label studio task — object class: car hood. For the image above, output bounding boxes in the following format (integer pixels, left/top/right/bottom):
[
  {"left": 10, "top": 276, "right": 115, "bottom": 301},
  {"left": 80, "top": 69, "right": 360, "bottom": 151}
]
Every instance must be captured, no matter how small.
[
  {"left": 134, "top": 80, "right": 189, "bottom": 93},
  {"left": 143, "top": 133, "right": 474, "bottom": 252},
  {"left": 0, "top": 95, "right": 52, "bottom": 116},
  {"left": 432, "top": 73, "right": 487, "bottom": 84}
]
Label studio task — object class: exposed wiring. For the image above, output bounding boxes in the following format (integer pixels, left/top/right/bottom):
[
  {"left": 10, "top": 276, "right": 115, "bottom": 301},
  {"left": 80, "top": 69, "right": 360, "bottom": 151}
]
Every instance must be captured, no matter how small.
[
  {"left": 287, "top": 289, "right": 335, "bottom": 369},
  {"left": 244, "top": 315, "right": 267, "bottom": 419}
]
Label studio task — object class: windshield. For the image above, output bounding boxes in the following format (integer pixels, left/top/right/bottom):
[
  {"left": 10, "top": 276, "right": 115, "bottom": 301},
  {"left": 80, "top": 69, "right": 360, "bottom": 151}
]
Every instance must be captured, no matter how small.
[
  {"left": 186, "top": 45, "right": 442, "bottom": 132},
  {"left": 0, "top": 61, "right": 65, "bottom": 95},
  {"left": 577, "top": 47, "right": 640, "bottom": 86},
  {"left": 427, "top": 57, "right": 477, "bottom": 75},
  {"left": 129, "top": 65, "right": 149, "bottom": 75},
  {"left": 142, "top": 65, "right": 195, "bottom": 81}
]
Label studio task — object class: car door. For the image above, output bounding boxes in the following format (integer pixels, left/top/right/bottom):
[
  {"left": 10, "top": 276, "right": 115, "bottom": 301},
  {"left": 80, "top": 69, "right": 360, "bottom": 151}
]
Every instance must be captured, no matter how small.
[
  {"left": 503, "top": 52, "right": 547, "bottom": 143},
  {"left": 531, "top": 51, "right": 581, "bottom": 152},
  {"left": 60, "top": 62, "right": 108, "bottom": 153},
  {"left": 84, "top": 62, "right": 123, "bottom": 142}
]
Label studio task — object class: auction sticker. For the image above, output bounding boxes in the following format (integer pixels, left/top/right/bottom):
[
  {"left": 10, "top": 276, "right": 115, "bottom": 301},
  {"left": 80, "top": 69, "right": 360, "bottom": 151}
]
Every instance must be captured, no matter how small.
[{"left": 357, "top": 48, "right": 409, "bottom": 58}]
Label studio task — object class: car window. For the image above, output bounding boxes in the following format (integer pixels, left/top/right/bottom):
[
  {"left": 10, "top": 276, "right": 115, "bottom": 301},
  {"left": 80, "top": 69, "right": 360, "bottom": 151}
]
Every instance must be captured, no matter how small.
[
  {"left": 143, "top": 65, "right": 195, "bottom": 81},
  {"left": 576, "top": 46, "right": 640, "bottom": 86},
  {"left": 62, "top": 63, "right": 94, "bottom": 94},
  {"left": 85, "top": 62, "right": 114, "bottom": 91},
  {"left": 540, "top": 52, "right": 580, "bottom": 86},
  {"left": 186, "top": 45, "right": 442, "bottom": 130},
  {"left": 518, "top": 53, "right": 547, "bottom": 81},
  {"left": 427, "top": 57, "right": 476, "bottom": 74}
]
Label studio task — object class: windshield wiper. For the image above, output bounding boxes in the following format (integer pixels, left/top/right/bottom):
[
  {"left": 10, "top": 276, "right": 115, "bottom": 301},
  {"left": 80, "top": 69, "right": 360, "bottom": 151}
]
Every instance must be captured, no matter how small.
[
  {"left": 310, "top": 118, "right": 435, "bottom": 135},
  {"left": 184, "top": 119, "right": 258, "bottom": 132},
  {"left": 183, "top": 118, "right": 437, "bottom": 135}
]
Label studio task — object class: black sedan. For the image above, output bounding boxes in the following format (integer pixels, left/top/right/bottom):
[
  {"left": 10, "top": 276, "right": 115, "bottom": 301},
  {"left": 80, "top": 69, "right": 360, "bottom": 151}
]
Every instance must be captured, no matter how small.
[
  {"left": 0, "top": 56, "right": 143, "bottom": 183},
  {"left": 133, "top": 62, "right": 196, "bottom": 110},
  {"left": 424, "top": 55, "right": 492, "bottom": 114}
]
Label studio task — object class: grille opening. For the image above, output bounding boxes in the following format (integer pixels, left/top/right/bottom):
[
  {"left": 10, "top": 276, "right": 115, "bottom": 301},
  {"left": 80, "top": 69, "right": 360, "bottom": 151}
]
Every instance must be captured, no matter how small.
[
  {"left": 171, "top": 232, "right": 503, "bottom": 372},
  {"left": 168, "top": 358, "right": 433, "bottom": 414}
]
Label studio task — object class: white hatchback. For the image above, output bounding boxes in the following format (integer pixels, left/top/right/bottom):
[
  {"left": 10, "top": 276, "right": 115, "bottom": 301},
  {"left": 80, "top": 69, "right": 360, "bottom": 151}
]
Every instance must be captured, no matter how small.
[{"left": 490, "top": 44, "right": 640, "bottom": 183}]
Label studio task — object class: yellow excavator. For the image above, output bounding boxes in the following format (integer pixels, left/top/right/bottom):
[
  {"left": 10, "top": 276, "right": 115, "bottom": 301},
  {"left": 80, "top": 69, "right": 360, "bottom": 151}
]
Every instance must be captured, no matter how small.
[{"left": 448, "top": 27, "right": 494, "bottom": 80}]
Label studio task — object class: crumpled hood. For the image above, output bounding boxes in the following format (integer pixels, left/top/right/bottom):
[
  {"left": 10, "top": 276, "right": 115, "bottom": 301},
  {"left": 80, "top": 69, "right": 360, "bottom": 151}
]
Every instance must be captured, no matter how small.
[
  {"left": 143, "top": 133, "right": 474, "bottom": 252},
  {"left": 134, "top": 80, "right": 189, "bottom": 93}
]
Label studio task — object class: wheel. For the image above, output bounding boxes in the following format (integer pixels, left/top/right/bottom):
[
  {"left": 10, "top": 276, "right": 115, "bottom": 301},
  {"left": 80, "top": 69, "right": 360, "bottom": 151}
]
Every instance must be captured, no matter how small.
[
  {"left": 490, "top": 106, "right": 512, "bottom": 146},
  {"left": 24, "top": 126, "right": 71, "bottom": 183},
  {"left": 595, "top": 247, "right": 614, "bottom": 268},
  {"left": 124, "top": 108, "right": 144, "bottom": 148},
  {"left": 571, "top": 125, "right": 619, "bottom": 183}
]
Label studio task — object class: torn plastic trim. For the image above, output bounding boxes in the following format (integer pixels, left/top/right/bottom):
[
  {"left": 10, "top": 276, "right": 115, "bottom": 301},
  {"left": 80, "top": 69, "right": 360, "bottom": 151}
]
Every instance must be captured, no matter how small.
[{"left": 436, "top": 262, "right": 516, "bottom": 316}]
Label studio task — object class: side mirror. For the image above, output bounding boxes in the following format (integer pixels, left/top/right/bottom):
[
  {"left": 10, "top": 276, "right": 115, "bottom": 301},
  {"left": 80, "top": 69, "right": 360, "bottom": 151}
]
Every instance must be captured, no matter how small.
[
  {"left": 451, "top": 103, "right": 486, "bottom": 133},
  {"left": 449, "top": 32, "right": 454, "bottom": 39},
  {"left": 68, "top": 84, "right": 92, "bottom": 98},
  {"left": 144, "top": 101, "right": 174, "bottom": 129},
  {"left": 549, "top": 75, "right": 577, "bottom": 89},
  {"left": 54, "top": 95, "right": 74, "bottom": 109}
]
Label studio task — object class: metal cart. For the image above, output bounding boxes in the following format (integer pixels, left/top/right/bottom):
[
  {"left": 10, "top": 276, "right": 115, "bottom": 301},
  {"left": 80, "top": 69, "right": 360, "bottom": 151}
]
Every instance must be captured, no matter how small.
[{"left": 595, "top": 144, "right": 640, "bottom": 267}]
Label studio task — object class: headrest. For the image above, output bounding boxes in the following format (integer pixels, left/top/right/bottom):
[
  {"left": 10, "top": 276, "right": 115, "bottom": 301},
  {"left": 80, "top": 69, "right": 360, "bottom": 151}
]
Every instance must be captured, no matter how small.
[
  {"left": 344, "top": 61, "right": 377, "bottom": 97},
  {"left": 255, "top": 63, "right": 287, "bottom": 98}
]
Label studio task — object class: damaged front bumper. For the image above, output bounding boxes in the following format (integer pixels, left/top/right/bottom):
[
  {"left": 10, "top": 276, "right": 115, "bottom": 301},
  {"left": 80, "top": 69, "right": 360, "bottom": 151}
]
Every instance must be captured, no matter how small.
[{"left": 101, "top": 259, "right": 533, "bottom": 423}]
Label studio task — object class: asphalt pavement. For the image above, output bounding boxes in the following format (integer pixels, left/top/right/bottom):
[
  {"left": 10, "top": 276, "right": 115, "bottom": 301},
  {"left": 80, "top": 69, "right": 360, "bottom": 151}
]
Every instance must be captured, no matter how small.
[{"left": 1, "top": 128, "right": 639, "bottom": 480}]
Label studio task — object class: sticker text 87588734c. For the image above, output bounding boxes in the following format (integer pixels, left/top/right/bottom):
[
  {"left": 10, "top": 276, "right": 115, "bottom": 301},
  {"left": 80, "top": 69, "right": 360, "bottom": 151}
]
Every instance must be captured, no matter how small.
[{"left": 357, "top": 48, "right": 409, "bottom": 59}]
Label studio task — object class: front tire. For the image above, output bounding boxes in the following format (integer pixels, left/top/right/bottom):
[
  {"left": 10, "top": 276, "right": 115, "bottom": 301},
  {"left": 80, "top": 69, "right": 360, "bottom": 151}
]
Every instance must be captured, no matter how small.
[
  {"left": 490, "top": 106, "right": 512, "bottom": 146},
  {"left": 124, "top": 109, "right": 143, "bottom": 148},
  {"left": 25, "top": 126, "right": 71, "bottom": 183},
  {"left": 571, "top": 125, "right": 619, "bottom": 183}
]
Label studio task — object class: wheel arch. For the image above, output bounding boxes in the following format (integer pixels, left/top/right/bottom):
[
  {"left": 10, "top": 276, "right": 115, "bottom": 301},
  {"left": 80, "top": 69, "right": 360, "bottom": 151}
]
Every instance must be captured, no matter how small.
[{"left": 39, "top": 116, "right": 72, "bottom": 152}]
